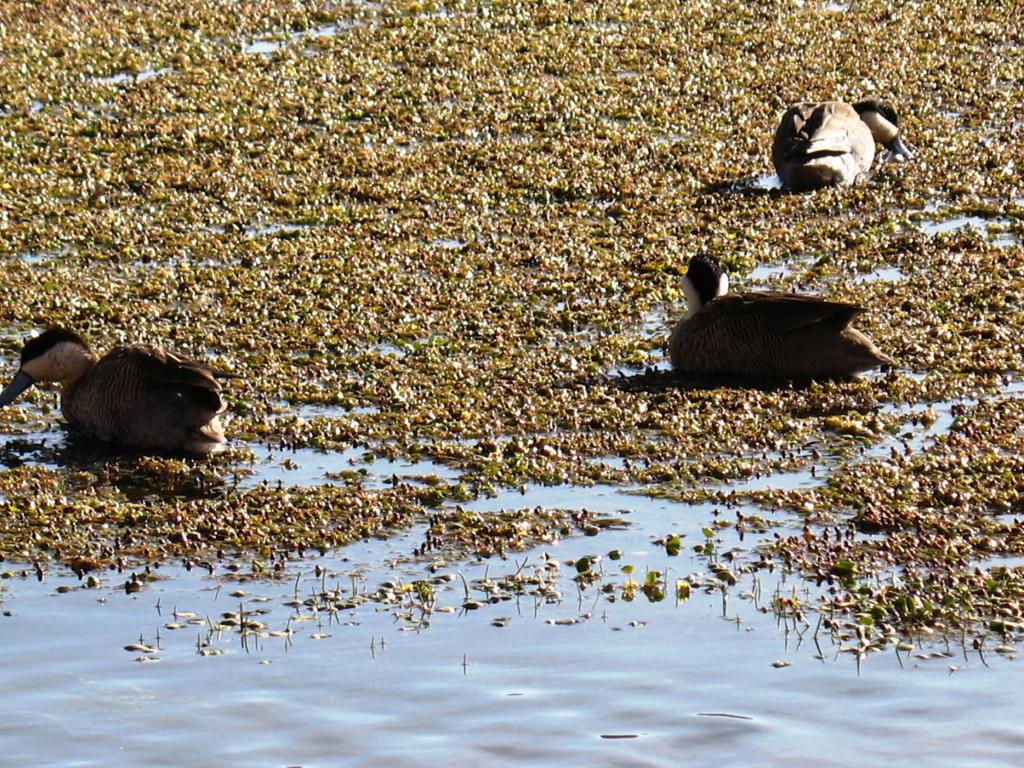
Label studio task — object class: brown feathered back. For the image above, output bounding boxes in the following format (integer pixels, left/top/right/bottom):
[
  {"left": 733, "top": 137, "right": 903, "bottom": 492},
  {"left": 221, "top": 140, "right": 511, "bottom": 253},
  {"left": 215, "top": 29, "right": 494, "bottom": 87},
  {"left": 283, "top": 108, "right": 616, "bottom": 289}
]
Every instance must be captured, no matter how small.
[
  {"left": 62, "top": 345, "right": 227, "bottom": 453},
  {"left": 772, "top": 101, "right": 875, "bottom": 190},
  {"left": 670, "top": 292, "right": 889, "bottom": 380}
]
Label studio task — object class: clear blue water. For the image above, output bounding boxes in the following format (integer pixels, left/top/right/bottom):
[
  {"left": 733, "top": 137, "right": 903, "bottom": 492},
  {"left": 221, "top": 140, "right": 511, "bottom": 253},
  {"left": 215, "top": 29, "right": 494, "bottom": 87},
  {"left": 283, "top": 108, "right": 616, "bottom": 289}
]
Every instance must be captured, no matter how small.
[{"left": 3, "top": 482, "right": 1024, "bottom": 766}]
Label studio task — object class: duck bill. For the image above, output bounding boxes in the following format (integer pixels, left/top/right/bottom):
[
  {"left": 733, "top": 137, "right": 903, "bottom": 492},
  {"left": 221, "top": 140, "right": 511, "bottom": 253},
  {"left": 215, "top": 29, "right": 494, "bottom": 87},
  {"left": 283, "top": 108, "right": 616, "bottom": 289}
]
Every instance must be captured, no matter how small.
[
  {"left": 0, "top": 371, "right": 35, "bottom": 406},
  {"left": 884, "top": 136, "right": 914, "bottom": 161}
]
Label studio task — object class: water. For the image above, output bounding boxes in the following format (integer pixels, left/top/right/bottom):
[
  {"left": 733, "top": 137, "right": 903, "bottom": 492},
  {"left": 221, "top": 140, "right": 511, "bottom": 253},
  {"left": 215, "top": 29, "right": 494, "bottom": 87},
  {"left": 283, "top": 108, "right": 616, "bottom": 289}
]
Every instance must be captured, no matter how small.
[
  {"left": 243, "top": 20, "right": 365, "bottom": 55},
  {"left": 709, "top": 173, "right": 785, "bottom": 195},
  {"left": 652, "top": 132, "right": 687, "bottom": 145},
  {"left": 241, "top": 443, "right": 461, "bottom": 489},
  {"left": 244, "top": 222, "right": 315, "bottom": 237},
  {"left": 92, "top": 68, "right": 174, "bottom": 86},
  {"left": 746, "top": 263, "right": 797, "bottom": 282},
  {"left": 242, "top": 39, "right": 284, "bottom": 54},
  {"left": 431, "top": 237, "right": 468, "bottom": 250},
  {"left": 914, "top": 203, "right": 1018, "bottom": 247},
  {"left": 3, "top": 483, "right": 1024, "bottom": 765},
  {"left": 855, "top": 266, "right": 906, "bottom": 283},
  {"left": 745, "top": 253, "right": 820, "bottom": 285},
  {"left": 748, "top": 173, "right": 784, "bottom": 191},
  {"left": 0, "top": 424, "right": 458, "bottom": 491},
  {"left": 921, "top": 215, "right": 994, "bottom": 236},
  {"left": 5, "top": 379, "right": 1024, "bottom": 765},
  {"left": 288, "top": 401, "right": 380, "bottom": 420},
  {"left": 12, "top": 246, "right": 69, "bottom": 266}
]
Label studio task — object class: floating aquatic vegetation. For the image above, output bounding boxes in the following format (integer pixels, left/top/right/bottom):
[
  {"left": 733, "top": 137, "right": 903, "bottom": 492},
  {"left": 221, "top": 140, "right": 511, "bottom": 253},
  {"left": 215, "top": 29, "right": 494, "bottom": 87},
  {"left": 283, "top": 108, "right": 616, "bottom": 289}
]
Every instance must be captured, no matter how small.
[{"left": 0, "top": 0, "right": 1022, "bottom": 649}]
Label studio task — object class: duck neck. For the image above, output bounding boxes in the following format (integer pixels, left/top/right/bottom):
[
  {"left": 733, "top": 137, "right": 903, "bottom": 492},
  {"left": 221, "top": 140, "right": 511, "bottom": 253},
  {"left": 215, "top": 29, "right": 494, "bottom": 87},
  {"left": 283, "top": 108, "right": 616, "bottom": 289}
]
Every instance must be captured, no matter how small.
[
  {"left": 682, "top": 272, "right": 728, "bottom": 320},
  {"left": 682, "top": 276, "right": 705, "bottom": 320},
  {"left": 55, "top": 345, "right": 98, "bottom": 393},
  {"left": 858, "top": 109, "right": 898, "bottom": 145}
]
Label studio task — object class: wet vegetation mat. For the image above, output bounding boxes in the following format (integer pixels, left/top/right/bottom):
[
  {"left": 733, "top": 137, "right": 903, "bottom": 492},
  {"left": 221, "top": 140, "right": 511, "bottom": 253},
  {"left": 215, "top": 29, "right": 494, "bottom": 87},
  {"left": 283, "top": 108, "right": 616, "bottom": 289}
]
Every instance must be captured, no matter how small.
[{"left": 1, "top": 0, "right": 1023, "bottom": 658}]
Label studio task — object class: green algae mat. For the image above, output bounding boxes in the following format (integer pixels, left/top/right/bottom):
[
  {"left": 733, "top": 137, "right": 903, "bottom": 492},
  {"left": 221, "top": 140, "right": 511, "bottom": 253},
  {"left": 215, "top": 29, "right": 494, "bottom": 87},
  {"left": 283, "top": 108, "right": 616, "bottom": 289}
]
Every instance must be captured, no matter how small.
[{"left": 1, "top": 0, "right": 1023, "bottom": 649}]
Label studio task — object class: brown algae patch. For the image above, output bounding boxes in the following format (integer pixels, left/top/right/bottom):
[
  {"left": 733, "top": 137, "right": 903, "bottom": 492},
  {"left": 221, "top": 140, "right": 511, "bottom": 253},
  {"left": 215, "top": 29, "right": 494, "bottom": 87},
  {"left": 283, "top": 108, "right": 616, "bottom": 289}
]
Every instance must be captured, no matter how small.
[{"left": 0, "top": 1, "right": 1023, "bottom": 646}]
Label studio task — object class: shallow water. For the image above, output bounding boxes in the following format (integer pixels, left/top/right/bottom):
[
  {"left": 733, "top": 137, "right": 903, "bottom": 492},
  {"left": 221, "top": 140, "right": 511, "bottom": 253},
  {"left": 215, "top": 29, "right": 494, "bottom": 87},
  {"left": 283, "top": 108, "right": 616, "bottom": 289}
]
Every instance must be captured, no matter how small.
[
  {"left": 431, "top": 237, "right": 468, "bottom": 250},
  {"left": 92, "top": 68, "right": 174, "bottom": 86},
  {"left": 3, "top": 375, "right": 1024, "bottom": 764},
  {"left": 3, "top": 2, "right": 1023, "bottom": 764},
  {"left": 3, "top": 481, "right": 1024, "bottom": 766},
  {"left": 242, "top": 443, "right": 462, "bottom": 489},
  {"left": 244, "top": 221, "right": 316, "bottom": 237},
  {"left": 11, "top": 246, "right": 70, "bottom": 266},
  {"left": 242, "top": 20, "right": 366, "bottom": 55},
  {"left": 856, "top": 266, "right": 906, "bottom": 283},
  {"left": 744, "top": 173, "right": 784, "bottom": 192},
  {"left": 746, "top": 263, "right": 797, "bottom": 283},
  {"left": 913, "top": 203, "right": 1019, "bottom": 247}
]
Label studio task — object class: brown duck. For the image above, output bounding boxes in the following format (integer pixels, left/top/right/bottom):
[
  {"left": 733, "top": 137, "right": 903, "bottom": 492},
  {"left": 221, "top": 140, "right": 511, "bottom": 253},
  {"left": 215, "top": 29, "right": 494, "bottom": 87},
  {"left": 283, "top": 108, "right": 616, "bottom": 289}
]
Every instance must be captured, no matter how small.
[
  {"left": 772, "top": 99, "right": 913, "bottom": 190},
  {"left": 0, "top": 328, "right": 230, "bottom": 454},
  {"left": 669, "top": 254, "right": 891, "bottom": 380}
]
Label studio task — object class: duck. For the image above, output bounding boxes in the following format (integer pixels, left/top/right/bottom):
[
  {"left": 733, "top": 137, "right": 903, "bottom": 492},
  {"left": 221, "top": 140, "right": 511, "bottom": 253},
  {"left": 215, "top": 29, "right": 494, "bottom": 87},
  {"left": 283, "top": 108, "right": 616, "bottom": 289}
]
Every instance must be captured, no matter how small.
[
  {"left": 0, "top": 328, "right": 231, "bottom": 454},
  {"left": 669, "top": 254, "right": 890, "bottom": 380},
  {"left": 772, "top": 99, "right": 913, "bottom": 190}
]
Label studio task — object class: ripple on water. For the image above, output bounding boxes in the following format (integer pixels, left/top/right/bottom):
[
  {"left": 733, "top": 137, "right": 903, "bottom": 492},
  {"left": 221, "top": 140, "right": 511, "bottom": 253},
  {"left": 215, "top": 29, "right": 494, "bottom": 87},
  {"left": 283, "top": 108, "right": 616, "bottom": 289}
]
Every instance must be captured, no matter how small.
[
  {"left": 242, "top": 20, "right": 367, "bottom": 55},
  {"left": 914, "top": 203, "right": 1018, "bottom": 247},
  {"left": 244, "top": 222, "right": 316, "bottom": 237},
  {"left": 855, "top": 266, "right": 907, "bottom": 283},
  {"left": 92, "top": 68, "right": 174, "bottom": 86},
  {"left": 2, "top": 481, "right": 1024, "bottom": 766},
  {"left": 242, "top": 443, "right": 461, "bottom": 489}
]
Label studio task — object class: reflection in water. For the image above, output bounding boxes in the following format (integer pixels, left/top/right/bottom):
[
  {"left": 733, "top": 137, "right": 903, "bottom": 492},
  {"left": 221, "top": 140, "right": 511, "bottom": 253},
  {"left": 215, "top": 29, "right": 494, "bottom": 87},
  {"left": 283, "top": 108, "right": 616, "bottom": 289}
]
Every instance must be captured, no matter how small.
[
  {"left": 3, "top": 374, "right": 1023, "bottom": 765},
  {"left": 1, "top": 425, "right": 121, "bottom": 471},
  {"left": 0, "top": 426, "right": 235, "bottom": 501}
]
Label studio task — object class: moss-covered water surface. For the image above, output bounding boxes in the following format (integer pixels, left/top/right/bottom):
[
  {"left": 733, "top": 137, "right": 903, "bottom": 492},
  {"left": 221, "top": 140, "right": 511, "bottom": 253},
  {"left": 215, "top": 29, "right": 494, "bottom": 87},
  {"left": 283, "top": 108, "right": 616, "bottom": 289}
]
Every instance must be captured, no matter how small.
[{"left": 1, "top": 2, "right": 1024, "bottom": 757}]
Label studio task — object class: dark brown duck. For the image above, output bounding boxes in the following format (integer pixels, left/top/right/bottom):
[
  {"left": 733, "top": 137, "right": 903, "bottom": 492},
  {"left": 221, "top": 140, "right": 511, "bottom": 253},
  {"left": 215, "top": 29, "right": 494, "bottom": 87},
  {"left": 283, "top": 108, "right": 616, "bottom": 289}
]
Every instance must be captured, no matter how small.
[
  {"left": 0, "top": 328, "right": 230, "bottom": 454},
  {"left": 669, "top": 254, "right": 891, "bottom": 380}
]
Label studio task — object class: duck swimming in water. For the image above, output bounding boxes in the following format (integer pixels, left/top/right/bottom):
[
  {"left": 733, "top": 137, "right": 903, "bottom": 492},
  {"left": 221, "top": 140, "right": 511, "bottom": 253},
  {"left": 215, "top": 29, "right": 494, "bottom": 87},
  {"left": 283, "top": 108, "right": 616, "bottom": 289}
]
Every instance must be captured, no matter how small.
[
  {"left": 0, "top": 328, "right": 230, "bottom": 454},
  {"left": 669, "top": 254, "right": 891, "bottom": 380},
  {"left": 772, "top": 99, "right": 913, "bottom": 190}
]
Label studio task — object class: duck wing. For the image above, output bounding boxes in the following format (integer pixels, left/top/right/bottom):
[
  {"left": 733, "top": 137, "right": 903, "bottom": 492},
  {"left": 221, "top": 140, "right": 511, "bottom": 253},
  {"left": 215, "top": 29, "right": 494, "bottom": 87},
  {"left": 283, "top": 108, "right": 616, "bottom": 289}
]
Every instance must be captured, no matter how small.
[
  {"left": 699, "top": 293, "right": 865, "bottom": 335},
  {"left": 105, "top": 346, "right": 227, "bottom": 413},
  {"left": 775, "top": 102, "right": 859, "bottom": 160}
]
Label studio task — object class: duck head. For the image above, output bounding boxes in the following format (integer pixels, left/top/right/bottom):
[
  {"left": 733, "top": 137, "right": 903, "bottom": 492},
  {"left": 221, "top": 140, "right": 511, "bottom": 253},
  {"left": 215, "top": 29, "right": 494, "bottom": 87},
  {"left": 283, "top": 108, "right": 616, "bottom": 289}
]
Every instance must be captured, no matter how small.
[
  {"left": 0, "top": 328, "right": 96, "bottom": 405},
  {"left": 682, "top": 253, "right": 730, "bottom": 319},
  {"left": 853, "top": 100, "right": 914, "bottom": 161}
]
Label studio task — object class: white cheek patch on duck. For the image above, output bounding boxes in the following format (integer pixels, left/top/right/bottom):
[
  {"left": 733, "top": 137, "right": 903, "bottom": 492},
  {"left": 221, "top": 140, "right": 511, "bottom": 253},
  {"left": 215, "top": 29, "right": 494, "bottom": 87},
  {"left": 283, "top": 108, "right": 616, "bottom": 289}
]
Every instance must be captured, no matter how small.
[
  {"left": 859, "top": 110, "right": 899, "bottom": 145},
  {"left": 682, "top": 275, "right": 703, "bottom": 320},
  {"left": 21, "top": 342, "right": 85, "bottom": 383},
  {"left": 682, "top": 272, "right": 730, "bottom": 320},
  {"left": 716, "top": 273, "right": 730, "bottom": 298}
]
